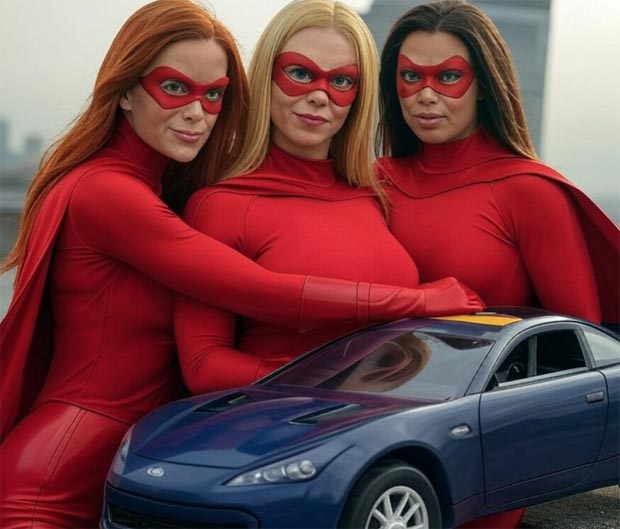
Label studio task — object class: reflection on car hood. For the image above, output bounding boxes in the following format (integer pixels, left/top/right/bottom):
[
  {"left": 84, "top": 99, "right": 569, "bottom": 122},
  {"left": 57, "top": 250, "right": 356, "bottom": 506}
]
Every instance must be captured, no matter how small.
[{"left": 132, "top": 386, "right": 437, "bottom": 468}]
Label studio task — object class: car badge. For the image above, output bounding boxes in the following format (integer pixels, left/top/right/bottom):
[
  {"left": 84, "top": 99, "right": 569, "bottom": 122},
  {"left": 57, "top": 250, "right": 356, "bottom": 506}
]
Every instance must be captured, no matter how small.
[{"left": 147, "top": 466, "right": 165, "bottom": 478}]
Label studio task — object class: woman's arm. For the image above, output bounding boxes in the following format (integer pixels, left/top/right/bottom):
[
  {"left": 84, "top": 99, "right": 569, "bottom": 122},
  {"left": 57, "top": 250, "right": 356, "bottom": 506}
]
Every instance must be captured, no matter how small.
[
  {"left": 174, "top": 295, "right": 267, "bottom": 394},
  {"left": 70, "top": 171, "right": 483, "bottom": 330}
]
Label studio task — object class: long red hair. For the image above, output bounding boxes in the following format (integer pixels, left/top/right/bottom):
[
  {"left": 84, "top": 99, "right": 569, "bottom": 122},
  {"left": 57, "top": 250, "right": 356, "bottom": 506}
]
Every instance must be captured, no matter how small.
[{"left": 1, "top": 0, "right": 249, "bottom": 273}]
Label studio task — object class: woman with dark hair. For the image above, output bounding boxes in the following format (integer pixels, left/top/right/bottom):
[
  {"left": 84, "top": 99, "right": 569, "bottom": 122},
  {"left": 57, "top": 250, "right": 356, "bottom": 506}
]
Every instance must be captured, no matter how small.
[
  {"left": 174, "top": 0, "right": 482, "bottom": 395},
  {"left": 375, "top": 0, "right": 619, "bottom": 527},
  {"left": 0, "top": 1, "right": 479, "bottom": 525}
]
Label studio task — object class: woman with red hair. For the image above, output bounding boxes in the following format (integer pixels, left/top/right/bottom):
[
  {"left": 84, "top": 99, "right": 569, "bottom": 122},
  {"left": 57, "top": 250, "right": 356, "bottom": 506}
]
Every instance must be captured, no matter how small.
[{"left": 0, "top": 1, "right": 480, "bottom": 526}]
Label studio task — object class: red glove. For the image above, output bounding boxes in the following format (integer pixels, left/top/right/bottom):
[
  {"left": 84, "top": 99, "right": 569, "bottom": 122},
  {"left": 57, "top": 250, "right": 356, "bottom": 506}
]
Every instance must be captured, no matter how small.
[
  {"left": 413, "top": 277, "right": 485, "bottom": 316},
  {"left": 300, "top": 276, "right": 484, "bottom": 330}
]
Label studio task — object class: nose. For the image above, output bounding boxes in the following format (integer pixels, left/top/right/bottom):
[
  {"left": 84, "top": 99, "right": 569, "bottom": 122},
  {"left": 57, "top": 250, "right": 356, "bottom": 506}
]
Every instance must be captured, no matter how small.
[
  {"left": 417, "top": 85, "right": 439, "bottom": 104},
  {"left": 182, "top": 99, "right": 205, "bottom": 120},
  {"left": 306, "top": 88, "right": 329, "bottom": 107}
]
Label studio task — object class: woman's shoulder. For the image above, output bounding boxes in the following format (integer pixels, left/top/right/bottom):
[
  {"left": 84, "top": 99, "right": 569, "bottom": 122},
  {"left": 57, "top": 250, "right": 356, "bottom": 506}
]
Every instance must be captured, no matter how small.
[
  {"left": 184, "top": 183, "right": 255, "bottom": 223},
  {"left": 67, "top": 158, "right": 155, "bottom": 204}
]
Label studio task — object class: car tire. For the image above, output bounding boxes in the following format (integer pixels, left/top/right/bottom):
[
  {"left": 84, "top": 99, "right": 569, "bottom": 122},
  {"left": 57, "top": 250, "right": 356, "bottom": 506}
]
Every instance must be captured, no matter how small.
[{"left": 339, "top": 459, "right": 442, "bottom": 529}]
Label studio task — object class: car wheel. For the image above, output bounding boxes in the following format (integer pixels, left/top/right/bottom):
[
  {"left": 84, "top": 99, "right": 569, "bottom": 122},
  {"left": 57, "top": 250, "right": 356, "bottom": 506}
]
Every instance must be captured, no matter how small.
[{"left": 339, "top": 459, "right": 441, "bottom": 529}]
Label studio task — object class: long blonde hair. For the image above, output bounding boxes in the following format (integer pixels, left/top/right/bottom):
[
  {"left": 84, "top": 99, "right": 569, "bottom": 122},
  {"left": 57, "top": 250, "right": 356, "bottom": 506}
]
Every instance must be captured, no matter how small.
[{"left": 225, "top": 0, "right": 384, "bottom": 201}]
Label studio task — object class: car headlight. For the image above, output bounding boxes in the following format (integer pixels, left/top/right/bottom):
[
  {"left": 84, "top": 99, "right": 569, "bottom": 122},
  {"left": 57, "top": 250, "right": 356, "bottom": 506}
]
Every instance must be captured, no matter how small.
[
  {"left": 108, "top": 426, "right": 134, "bottom": 477},
  {"left": 226, "top": 458, "right": 317, "bottom": 486}
]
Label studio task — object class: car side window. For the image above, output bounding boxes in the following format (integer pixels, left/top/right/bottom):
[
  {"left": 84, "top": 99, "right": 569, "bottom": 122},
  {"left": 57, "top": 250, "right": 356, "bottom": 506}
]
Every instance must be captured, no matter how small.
[
  {"left": 583, "top": 328, "right": 620, "bottom": 367},
  {"left": 486, "top": 330, "right": 586, "bottom": 391}
]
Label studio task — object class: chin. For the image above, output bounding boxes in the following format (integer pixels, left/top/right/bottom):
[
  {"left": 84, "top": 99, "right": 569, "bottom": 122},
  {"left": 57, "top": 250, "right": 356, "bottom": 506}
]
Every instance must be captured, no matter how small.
[{"left": 169, "top": 147, "right": 204, "bottom": 164}]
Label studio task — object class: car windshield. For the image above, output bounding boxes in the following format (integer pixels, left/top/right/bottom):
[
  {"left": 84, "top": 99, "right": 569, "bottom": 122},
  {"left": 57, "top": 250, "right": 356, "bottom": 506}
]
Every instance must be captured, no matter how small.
[{"left": 267, "top": 327, "right": 494, "bottom": 400}]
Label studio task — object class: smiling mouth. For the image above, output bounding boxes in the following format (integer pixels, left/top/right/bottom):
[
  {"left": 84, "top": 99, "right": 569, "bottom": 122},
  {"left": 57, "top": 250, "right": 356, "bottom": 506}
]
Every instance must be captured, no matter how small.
[
  {"left": 295, "top": 113, "right": 328, "bottom": 125},
  {"left": 172, "top": 129, "right": 205, "bottom": 142},
  {"left": 173, "top": 129, "right": 203, "bottom": 136}
]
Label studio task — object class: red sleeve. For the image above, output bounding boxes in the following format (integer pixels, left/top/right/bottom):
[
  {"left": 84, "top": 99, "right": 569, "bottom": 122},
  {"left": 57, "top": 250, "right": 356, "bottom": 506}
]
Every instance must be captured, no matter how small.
[
  {"left": 492, "top": 175, "right": 601, "bottom": 322},
  {"left": 174, "top": 296, "right": 265, "bottom": 393},
  {"left": 173, "top": 190, "right": 266, "bottom": 394},
  {"left": 68, "top": 170, "right": 305, "bottom": 326}
]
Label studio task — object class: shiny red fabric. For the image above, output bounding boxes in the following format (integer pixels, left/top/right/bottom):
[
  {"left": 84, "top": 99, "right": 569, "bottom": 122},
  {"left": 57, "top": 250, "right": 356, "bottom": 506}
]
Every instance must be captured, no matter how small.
[
  {"left": 0, "top": 403, "right": 127, "bottom": 529},
  {"left": 175, "top": 144, "right": 420, "bottom": 394},
  {"left": 1, "top": 118, "right": 312, "bottom": 439},
  {"left": 376, "top": 127, "right": 619, "bottom": 529},
  {"left": 0, "top": 119, "right": 378, "bottom": 525},
  {"left": 376, "top": 128, "right": 618, "bottom": 325},
  {"left": 0, "top": 117, "right": 482, "bottom": 525}
]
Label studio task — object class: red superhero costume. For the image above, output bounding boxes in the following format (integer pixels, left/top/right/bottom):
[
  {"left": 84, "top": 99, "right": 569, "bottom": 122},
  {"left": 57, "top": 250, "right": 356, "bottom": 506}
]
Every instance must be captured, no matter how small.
[
  {"left": 376, "top": 127, "right": 618, "bottom": 326},
  {"left": 376, "top": 127, "right": 620, "bottom": 529},
  {"left": 0, "top": 119, "right": 478, "bottom": 528},
  {"left": 175, "top": 144, "right": 424, "bottom": 394}
]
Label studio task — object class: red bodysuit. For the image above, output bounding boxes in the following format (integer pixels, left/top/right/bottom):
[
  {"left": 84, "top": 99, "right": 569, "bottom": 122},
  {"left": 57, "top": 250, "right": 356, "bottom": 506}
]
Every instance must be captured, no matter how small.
[
  {"left": 0, "top": 119, "right": 449, "bottom": 528},
  {"left": 175, "top": 144, "right": 420, "bottom": 394},
  {"left": 377, "top": 127, "right": 618, "bottom": 325},
  {"left": 376, "top": 127, "right": 620, "bottom": 529}
]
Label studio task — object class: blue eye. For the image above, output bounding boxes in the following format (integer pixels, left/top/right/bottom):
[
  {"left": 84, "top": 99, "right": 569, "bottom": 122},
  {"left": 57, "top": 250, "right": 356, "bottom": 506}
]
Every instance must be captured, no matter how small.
[
  {"left": 330, "top": 76, "right": 355, "bottom": 91},
  {"left": 284, "top": 66, "right": 313, "bottom": 83},
  {"left": 205, "top": 88, "right": 224, "bottom": 102},
  {"left": 160, "top": 80, "right": 188, "bottom": 95},
  {"left": 400, "top": 70, "right": 421, "bottom": 83},
  {"left": 438, "top": 70, "right": 462, "bottom": 84}
]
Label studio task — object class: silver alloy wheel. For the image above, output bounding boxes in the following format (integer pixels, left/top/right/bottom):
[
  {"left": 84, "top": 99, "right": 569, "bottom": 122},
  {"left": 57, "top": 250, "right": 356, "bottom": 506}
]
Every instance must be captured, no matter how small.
[{"left": 364, "top": 485, "right": 429, "bottom": 529}]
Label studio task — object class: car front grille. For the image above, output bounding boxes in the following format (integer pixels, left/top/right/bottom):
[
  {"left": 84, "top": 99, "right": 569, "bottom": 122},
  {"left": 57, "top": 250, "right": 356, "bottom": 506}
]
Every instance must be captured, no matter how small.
[{"left": 107, "top": 503, "right": 251, "bottom": 529}]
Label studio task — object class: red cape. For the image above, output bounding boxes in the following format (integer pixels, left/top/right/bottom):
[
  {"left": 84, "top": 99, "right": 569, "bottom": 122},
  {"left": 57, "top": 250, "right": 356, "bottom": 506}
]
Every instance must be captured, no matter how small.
[
  {"left": 380, "top": 154, "right": 619, "bottom": 328},
  {"left": 0, "top": 156, "right": 130, "bottom": 441}
]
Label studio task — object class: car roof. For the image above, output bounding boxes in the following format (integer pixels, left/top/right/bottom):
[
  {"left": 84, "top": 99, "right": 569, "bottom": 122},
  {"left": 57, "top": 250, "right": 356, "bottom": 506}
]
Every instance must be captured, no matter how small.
[{"left": 374, "top": 307, "right": 580, "bottom": 341}]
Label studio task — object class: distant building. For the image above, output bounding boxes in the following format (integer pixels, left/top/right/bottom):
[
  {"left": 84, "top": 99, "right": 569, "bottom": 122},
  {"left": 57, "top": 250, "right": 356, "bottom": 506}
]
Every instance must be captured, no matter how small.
[
  {"left": 0, "top": 119, "right": 44, "bottom": 255},
  {"left": 0, "top": 118, "right": 43, "bottom": 179},
  {"left": 362, "top": 0, "right": 551, "bottom": 151},
  {"left": 24, "top": 136, "right": 44, "bottom": 160},
  {"left": 0, "top": 120, "right": 9, "bottom": 163},
  {"left": 0, "top": 119, "right": 43, "bottom": 174}
]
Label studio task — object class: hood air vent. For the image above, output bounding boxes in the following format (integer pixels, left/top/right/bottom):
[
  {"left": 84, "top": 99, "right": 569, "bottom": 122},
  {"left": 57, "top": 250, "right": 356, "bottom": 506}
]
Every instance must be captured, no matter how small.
[
  {"left": 291, "top": 403, "right": 363, "bottom": 424},
  {"left": 196, "top": 392, "right": 252, "bottom": 412}
]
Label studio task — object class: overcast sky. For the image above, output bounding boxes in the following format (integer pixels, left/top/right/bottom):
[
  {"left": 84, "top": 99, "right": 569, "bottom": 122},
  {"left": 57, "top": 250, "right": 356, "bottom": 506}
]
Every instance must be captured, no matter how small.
[{"left": 0, "top": 0, "right": 618, "bottom": 215}]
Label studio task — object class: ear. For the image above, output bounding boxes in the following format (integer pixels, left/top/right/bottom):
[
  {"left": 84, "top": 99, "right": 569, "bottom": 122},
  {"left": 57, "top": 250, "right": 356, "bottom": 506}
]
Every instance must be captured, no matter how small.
[{"left": 119, "top": 91, "right": 132, "bottom": 111}]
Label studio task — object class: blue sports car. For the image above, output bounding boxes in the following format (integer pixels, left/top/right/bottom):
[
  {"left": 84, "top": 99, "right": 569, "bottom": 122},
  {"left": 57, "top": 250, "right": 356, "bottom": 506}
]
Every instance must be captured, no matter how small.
[{"left": 102, "top": 308, "right": 620, "bottom": 529}]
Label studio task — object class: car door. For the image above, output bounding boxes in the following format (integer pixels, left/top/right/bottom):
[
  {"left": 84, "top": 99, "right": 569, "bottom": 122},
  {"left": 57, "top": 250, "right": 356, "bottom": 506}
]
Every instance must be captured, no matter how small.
[{"left": 478, "top": 326, "right": 608, "bottom": 507}]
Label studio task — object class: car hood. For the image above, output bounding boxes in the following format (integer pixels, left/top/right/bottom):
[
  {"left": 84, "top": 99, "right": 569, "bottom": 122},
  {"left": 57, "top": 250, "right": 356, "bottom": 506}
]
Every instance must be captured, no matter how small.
[{"left": 132, "top": 386, "right": 437, "bottom": 468}]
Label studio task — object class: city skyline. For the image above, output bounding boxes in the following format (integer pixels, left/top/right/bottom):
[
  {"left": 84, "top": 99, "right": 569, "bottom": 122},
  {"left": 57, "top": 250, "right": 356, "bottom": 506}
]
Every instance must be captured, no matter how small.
[{"left": 0, "top": 119, "right": 44, "bottom": 167}]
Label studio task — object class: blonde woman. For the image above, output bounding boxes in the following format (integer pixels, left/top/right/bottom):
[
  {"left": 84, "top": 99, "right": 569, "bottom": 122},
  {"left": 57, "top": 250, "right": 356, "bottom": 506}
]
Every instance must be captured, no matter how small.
[{"left": 174, "top": 0, "right": 481, "bottom": 395}]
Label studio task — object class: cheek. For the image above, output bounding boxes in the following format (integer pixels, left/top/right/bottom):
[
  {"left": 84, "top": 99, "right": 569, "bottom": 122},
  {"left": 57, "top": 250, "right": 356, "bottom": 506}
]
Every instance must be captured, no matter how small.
[
  {"left": 332, "top": 105, "right": 352, "bottom": 129},
  {"left": 398, "top": 96, "right": 410, "bottom": 114},
  {"left": 206, "top": 112, "right": 220, "bottom": 127},
  {"left": 450, "top": 94, "right": 477, "bottom": 119}
]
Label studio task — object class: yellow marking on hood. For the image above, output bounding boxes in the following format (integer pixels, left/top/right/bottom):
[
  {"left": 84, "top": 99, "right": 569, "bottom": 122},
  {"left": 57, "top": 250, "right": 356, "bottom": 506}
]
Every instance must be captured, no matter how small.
[{"left": 433, "top": 314, "right": 522, "bottom": 326}]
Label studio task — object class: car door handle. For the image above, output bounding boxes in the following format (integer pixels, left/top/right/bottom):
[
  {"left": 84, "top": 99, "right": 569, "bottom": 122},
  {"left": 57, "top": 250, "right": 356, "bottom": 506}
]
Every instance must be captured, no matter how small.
[{"left": 586, "top": 391, "right": 605, "bottom": 403}]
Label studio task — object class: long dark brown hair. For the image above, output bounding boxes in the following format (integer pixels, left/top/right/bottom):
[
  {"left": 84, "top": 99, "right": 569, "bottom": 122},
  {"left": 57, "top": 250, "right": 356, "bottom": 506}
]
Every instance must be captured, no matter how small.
[{"left": 376, "top": 0, "right": 536, "bottom": 159}]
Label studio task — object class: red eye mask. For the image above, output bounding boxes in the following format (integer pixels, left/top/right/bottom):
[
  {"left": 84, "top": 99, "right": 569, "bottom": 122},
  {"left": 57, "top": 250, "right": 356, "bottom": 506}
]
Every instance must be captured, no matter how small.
[
  {"left": 272, "top": 52, "right": 359, "bottom": 107},
  {"left": 396, "top": 55, "right": 474, "bottom": 99},
  {"left": 139, "top": 66, "right": 229, "bottom": 114}
]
